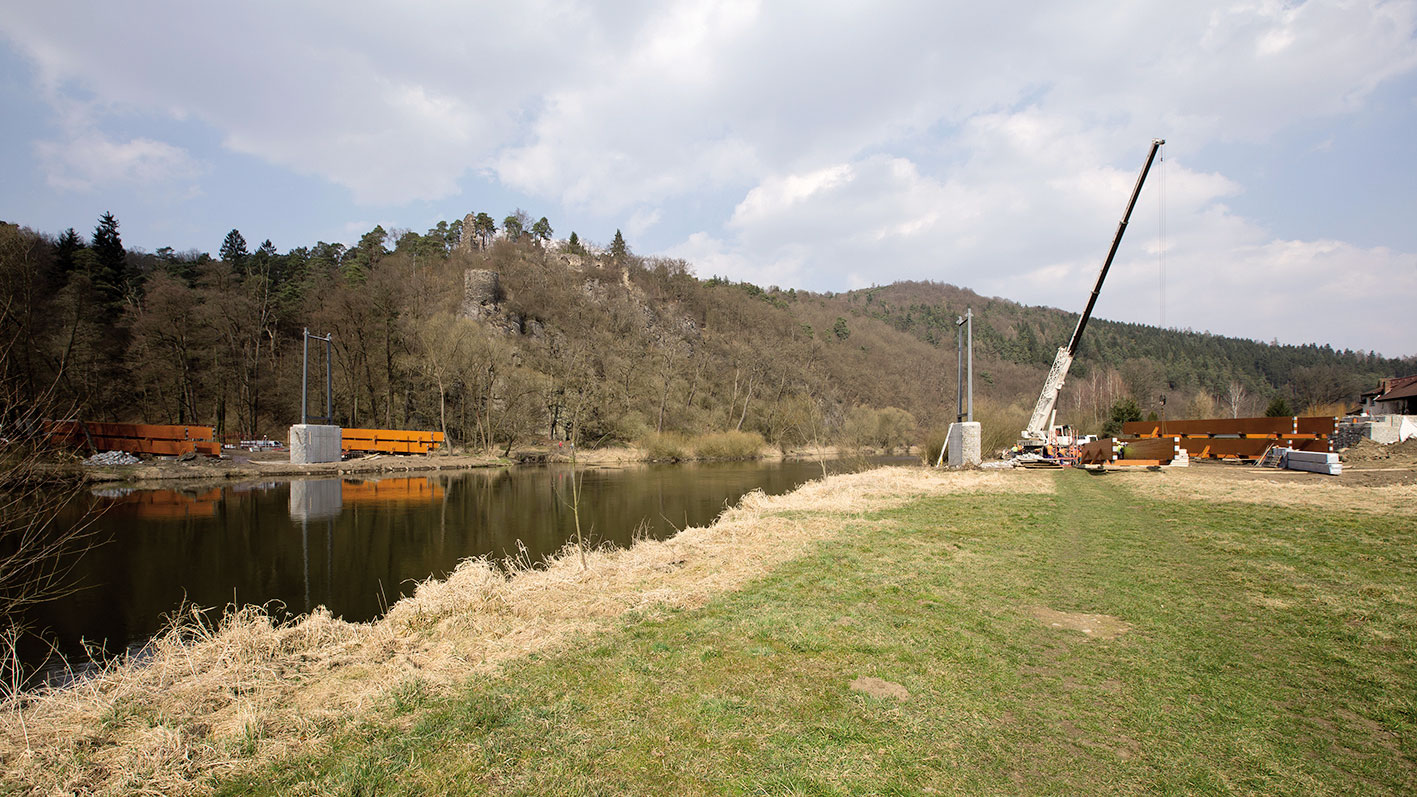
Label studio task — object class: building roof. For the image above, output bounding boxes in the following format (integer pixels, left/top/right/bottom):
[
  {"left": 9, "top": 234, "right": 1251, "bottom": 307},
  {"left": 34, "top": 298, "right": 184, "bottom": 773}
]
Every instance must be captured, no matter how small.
[{"left": 1378, "top": 379, "right": 1417, "bottom": 402}]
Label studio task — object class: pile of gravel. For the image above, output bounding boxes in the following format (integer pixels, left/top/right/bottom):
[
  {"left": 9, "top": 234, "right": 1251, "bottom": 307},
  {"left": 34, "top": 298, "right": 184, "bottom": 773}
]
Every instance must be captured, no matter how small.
[{"left": 86, "top": 450, "right": 141, "bottom": 466}]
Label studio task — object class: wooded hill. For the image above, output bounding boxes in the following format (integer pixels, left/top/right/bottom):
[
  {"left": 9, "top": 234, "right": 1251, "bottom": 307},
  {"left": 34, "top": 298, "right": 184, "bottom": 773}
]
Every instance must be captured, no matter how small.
[{"left": 1, "top": 214, "right": 1409, "bottom": 456}]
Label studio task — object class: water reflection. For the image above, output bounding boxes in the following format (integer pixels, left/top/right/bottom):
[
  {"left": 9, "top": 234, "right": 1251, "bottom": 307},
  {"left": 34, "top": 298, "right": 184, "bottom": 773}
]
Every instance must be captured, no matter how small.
[
  {"left": 18, "top": 458, "right": 890, "bottom": 672},
  {"left": 102, "top": 487, "right": 224, "bottom": 520}
]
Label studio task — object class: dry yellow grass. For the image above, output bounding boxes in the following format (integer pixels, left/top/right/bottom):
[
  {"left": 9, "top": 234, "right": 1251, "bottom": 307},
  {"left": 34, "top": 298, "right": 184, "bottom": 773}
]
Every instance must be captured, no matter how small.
[
  {"left": 0, "top": 467, "right": 1052, "bottom": 795},
  {"left": 1110, "top": 466, "right": 1417, "bottom": 516}
]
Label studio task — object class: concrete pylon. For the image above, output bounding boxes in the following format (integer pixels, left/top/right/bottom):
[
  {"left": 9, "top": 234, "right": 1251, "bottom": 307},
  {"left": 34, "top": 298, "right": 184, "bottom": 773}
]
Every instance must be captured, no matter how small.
[
  {"left": 290, "top": 424, "right": 341, "bottom": 464},
  {"left": 946, "top": 422, "right": 982, "bottom": 468}
]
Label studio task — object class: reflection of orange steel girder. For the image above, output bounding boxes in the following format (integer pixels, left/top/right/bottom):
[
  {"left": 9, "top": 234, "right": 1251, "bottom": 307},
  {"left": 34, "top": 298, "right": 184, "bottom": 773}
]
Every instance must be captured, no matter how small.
[
  {"left": 341, "top": 428, "right": 446, "bottom": 455},
  {"left": 341, "top": 477, "right": 444, "bottom": 504}
]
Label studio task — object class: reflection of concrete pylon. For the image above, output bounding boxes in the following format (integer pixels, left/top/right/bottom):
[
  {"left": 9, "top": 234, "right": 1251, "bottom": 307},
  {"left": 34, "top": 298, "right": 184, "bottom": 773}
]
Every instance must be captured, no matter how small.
[{"left": 289, "top": 479, "right": 342, "bottom": 521}]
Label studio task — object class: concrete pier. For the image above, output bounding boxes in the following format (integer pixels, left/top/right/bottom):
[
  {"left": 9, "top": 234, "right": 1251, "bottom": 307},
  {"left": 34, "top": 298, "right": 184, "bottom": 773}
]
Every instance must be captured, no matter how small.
[
  {"left": 946, "top": 422, "right": 982, "bottom": 468},
  {"left": 290, "top": 424, "right": 341, "bottom": 464}
]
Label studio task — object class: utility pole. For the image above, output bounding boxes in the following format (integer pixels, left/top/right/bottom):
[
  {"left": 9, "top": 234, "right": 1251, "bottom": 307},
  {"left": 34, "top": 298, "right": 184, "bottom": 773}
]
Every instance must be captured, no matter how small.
[
  {"left": 966, "top": 307, "right": 973, "bottom": 423},
  {"left": 956, "top": 314, "right": 965, "bottom": 423},
  {"left": 302, "top": 328, "right": 334, "bottom": 424}
]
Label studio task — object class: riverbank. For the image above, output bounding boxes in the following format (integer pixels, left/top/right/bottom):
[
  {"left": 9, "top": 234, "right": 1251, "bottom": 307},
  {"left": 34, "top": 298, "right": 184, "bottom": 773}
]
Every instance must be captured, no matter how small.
[
  {"left": 5, "top": 465, "right": 1413, "bottom": 794},
  {"left": 2, "top": 465, "right": 988, "bottom": 793},
  {"left": 69, "top": 450, "right": 511, "bottom": 485},
  {"left": 54, "top": 441, "right": 864, "bottom": 486}
]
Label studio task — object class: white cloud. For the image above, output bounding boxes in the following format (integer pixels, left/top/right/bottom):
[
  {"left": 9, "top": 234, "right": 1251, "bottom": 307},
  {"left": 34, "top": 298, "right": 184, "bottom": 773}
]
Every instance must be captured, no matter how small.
[
  {"left": 624, "top": 207, "right": 663, "bottom": 239},
  {"left": 1, "top": 0, "right": 1414, "bottom": 352},
  {"left": 35, "top": 128, "right": 202, "bottom": 192},
  {"left": 671, "top": 120, "right": 1417, "bottom": 352}
]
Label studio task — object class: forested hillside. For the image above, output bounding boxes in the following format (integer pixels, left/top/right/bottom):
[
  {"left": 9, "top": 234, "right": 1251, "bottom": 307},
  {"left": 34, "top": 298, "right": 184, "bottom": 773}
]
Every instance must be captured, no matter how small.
[{"left": 1, "top": 213, "right": 1410, "bottom": 455}]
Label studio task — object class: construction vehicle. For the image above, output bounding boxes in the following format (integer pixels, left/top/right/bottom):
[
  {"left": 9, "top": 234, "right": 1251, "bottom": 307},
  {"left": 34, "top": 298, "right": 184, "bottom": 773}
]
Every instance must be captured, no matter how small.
[{"left": 1019, "top": 138, "right": 1165, "bottom": 453}]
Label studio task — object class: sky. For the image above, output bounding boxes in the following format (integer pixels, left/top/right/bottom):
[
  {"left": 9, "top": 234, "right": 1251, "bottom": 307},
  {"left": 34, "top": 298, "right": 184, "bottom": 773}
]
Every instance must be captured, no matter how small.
[{"left": 1, "top": 1, "right": 1414, "bottom": 357}]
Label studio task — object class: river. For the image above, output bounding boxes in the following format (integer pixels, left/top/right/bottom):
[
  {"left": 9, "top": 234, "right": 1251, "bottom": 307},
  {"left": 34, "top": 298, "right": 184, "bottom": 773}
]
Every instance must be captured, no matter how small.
[{"left": 12, "top": 457, "right": 901, "bottom": 678}]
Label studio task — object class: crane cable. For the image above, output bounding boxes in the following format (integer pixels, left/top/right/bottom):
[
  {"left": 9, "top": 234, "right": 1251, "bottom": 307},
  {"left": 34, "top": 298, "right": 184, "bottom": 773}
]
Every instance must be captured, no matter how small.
[{"left": 1157, "top": 141, "right": 1167, "bottom": 329}]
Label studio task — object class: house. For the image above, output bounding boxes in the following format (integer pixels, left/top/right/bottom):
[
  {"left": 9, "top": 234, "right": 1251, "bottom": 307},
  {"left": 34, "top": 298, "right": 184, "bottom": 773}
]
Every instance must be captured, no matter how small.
[{"left": 1361, "top": 374, "right": 1417, "bottom": 415}]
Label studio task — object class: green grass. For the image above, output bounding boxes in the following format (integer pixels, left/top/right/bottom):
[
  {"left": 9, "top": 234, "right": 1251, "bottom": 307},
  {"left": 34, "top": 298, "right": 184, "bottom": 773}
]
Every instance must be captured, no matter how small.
[{"left": 217, "top": 471, "right": 1416, "bottom": 795}]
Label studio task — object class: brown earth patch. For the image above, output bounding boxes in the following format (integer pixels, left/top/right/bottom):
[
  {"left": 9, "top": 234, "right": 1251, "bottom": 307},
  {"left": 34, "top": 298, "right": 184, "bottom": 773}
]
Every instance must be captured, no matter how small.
[
  {"left": 1029, "top": 606, "right": 1131, "bottom": 640},
  {"left": 849, "top": 676, "right": 910, "bottom": 700},
  {"left": 1342, "top": 438, "right": 1417, "bottom": 465}
]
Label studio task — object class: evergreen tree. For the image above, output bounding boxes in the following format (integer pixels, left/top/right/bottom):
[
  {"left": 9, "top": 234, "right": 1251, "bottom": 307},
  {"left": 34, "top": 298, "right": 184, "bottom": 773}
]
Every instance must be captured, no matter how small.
[
  {"left": 833, "top": 316, "right": 850, "bottom": 341},
  {"left": 220, "top": 228, "right": 249, "bottom": 271},
  {"left": 610, "top": 229, "right": 629, "bottom": 263},
  {"left": 502, "top": 214, "right": 524, "bottom": 242},
  {"left": 1264, "top": 397, "right": 1294, "bottom": 417},
  {"left": 1102, "top": 397, "right": 1143, "bottom": 436},
  {"left": 473, "top": 213, "right": 496, "bottom": 248},
  {"left": 342, "top": 225, "right": 388, "bottom": 282},
  {"left": 90, "top": 211, "right": 128, "bottom": 305},
  {"left": 52, "top": 227, "right": 84, "bottom": 284},
  {"left": 567, "top": 231, "right": 584, "bottom": 254},
  {"left": 531, "top": 216, "right": 553, "bottom": 245}
]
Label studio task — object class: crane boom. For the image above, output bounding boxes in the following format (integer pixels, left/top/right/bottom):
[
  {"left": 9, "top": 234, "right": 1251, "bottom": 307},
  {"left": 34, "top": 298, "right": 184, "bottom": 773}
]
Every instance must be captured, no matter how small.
[{"left": 1021, "top": 138, "right": 1165, "bottom": 444}]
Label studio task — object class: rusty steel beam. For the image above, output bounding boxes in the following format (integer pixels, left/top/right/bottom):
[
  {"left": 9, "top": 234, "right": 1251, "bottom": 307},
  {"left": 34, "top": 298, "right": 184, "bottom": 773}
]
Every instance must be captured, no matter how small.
[
  {"left": 1179, "top": 437, "right": 1331, "bottom": 460},
  {"left": 1120, "top": 436, "right": 1181, "bottom": 462},
  {"left": 1078, "top": 438, "right": 1118, "bottom": 465},
  {"left": 1124, "top": 417, "right": 1295, "bottom": 437},
  {"left": 1295, "top": 416, "right": 1338, "bottom": 435}
]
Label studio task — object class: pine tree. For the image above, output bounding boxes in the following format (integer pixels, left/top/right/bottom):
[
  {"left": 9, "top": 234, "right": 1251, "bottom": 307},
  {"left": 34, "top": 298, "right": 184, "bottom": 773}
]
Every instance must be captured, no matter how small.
[
  {"left": 221, "top": 229, "right": 249, "bottom": 271},
  {"left": 832, "top": 316, "right": 850, "bottom": 341},
  {"left": 473, "top": 213, "right": 496, "bottom": 248},
  {"left": 610, "top": 229, "right": 628, "bottom": 263},
  {"left": 502, "top": 214, "right": 524, "bottom": 242},
  {"left": 90, "top": 211, "right": 128, "bottom": 305},
  {"left": 52, "top": 227, "right": 84, "bottom": 283}
]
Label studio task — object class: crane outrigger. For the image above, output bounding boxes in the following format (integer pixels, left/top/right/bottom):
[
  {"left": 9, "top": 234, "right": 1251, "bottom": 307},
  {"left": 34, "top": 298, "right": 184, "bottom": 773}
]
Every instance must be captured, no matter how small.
[{"left": 1020, "top": 138, "right": 1165, "bottom": 451}]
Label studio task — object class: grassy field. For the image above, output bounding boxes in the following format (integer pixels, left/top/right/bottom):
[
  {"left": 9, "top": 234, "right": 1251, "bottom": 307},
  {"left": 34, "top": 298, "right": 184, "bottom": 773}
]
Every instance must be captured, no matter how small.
[{"left": 214, "top": 469, "right": 1416, "bottom": 795}]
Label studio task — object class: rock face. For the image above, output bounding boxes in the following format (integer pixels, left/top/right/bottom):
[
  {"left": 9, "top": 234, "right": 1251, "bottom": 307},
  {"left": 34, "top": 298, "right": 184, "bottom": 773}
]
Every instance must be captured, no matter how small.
[
  {"left": 462, "top": 269, "right": 501, "bottom": 317},
  {"left": 457, "top": 212, "right": 478, "bottom": 253}
]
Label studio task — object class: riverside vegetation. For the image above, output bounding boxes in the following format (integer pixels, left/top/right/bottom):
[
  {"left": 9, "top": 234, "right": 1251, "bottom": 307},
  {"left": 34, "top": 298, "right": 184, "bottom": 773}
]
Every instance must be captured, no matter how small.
[
  {"left": 2, "top": 466, "right": 1412, "bottom": 794},
  {"left": 1, "top": 214, "right": 1411, "bottom": 464}
]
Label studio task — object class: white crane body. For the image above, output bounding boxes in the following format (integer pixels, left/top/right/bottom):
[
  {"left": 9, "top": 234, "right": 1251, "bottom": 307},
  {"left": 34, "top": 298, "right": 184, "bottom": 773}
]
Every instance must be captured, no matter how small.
[{"left": 1020, "top": 139, "right": 1165, "bottom": 447}]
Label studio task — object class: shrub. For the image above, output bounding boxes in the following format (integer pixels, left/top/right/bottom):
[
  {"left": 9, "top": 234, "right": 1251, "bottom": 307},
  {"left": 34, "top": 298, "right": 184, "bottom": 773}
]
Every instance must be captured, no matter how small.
[
  {"left": 1101, "top": 398, "right": 1143, "bottom": 436},
  {"left": 975, "top": 398, "right": 1031, "bottom": 457},
  {"left": 692, "top": 430, "right": 767, "bottom": 460},
  {"left": 1301, "top": 401, "right": 1348, "bottom": 418},
  {"left": 638, "top": 432, "right": 689, "bottom": 461},
  {"left": 918, "top": 428, "right": 950, "bottom": 465}
]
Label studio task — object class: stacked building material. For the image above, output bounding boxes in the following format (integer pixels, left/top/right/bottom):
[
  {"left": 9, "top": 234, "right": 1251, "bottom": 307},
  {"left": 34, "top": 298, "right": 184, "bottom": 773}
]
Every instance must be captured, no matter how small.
[
  {"left": 47, "top": 421, "right": 220, "bottom": 456},
  {"left": 341, "top": 428, "right": 445, "bottom": 455},
  {"left": 1122, "top": 416, "right": 1335, "bottom": 461},
  {"left": 1077, "top": 436, "right": 1180, "bottom": 467},
  {"left": 1284, "top": 450, "right": 1342, "bottom": 475}
]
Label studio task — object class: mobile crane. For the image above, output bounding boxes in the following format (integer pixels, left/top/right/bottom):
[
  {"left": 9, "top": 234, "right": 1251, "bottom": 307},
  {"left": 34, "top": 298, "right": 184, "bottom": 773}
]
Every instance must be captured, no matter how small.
[{"left": 1019, "top": 138, "right": 1165, "bottom": 454}]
